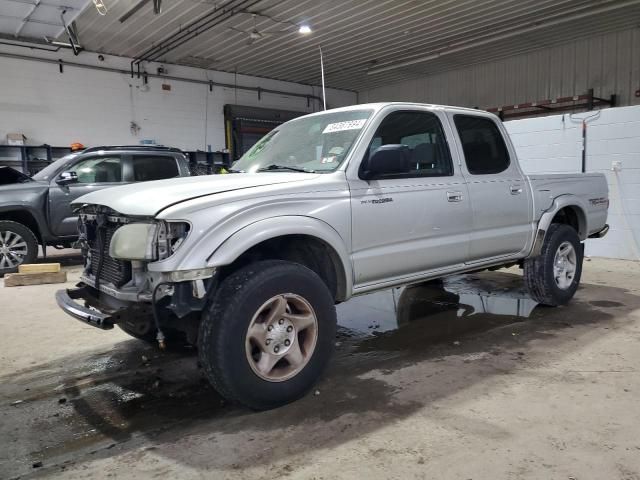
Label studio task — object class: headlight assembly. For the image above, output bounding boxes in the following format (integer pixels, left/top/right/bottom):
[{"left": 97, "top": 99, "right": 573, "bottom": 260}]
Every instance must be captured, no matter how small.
[
  {"left": 109, "top": 221, "right": 190, "bottom": 261},
  {"left": 156, "top": 221, "right": 190, "bottom": 260}
]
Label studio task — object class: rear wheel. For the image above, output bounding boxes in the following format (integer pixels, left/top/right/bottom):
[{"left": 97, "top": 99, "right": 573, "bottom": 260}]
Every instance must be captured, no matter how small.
[
  {"left": 0, "top": 221, "right": 38, "bottom": 276},
  {"left": 198, "top": 260, "right": 336, "bottom": 410},
  {"left": 524, "top": 223, "right": 583, "bottom": 306}
]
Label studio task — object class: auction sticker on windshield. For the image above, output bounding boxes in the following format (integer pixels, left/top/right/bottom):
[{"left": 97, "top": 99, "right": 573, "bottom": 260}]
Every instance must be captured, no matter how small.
[{"left": 322, "top": 119, "right": 367, "bottom": 134}]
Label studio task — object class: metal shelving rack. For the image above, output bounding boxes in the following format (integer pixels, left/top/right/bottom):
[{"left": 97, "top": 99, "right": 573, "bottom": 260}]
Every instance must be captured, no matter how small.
[
  {"left": 487, "top": 88, "right": 616, "bottom": 121},
  {"left": 0, "top": 144, "right": 73, "bottom": 175}
]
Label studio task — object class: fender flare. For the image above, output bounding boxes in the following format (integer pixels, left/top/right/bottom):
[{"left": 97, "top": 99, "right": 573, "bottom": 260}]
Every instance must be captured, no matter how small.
[
  {"left": 0, "top": 205, "right": 48, "bottom": 243},
  {"left": 207, "top": 215, "right": 353, "bottom": 300},
  {"left": 530, "top": 195, "right": 588, "bottom": 257}
]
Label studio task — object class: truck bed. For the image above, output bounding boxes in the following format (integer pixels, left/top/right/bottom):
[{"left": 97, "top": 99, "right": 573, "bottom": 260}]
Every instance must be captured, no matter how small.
[{"left": 527, "top": 172, "right": 608, "bottom": 237}]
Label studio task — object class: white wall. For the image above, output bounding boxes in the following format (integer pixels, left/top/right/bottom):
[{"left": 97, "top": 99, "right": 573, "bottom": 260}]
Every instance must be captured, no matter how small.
[
  {"left": 0, "top": 47, "right": 356, "bottom": 151},
  {"left": 505, "top": 106, "right": 640, "bottom": 260},
  {"left": 360, "top": 27, "right": 640, "bottom": 110}
]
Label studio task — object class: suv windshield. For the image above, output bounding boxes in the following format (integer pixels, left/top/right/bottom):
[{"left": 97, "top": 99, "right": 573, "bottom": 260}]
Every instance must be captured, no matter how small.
[
  {"left": 32, "top": 153, "right": 79, "bottom": 181},
  {"left": 232, "top": 109, "right": 373, "bottom": 173}
]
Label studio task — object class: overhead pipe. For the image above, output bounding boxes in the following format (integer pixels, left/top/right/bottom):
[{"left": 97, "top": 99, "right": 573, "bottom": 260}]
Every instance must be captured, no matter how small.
[
  {"left": 319, "top": 46, "right": 326, "bottom": 110},
  {"left": 143, "top": 0, "right": 260, "bottom": 62},
  {"left": 0, "top": 51, "right": 324, "bottom": 105},
  {"left": 368, "top": 0, "right": 640, "bottom": 75},
  {"left": 130, "top": 0, "right": 258, "bottom": 76}
]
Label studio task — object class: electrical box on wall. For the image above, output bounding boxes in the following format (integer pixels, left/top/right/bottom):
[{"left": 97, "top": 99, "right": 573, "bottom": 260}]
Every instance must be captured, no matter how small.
[
  {"left": 162, "top": 84, "right": 171, "bottom": 91},
  {"left": 7, "top": 133, "right": 27, "bottom": 145}
]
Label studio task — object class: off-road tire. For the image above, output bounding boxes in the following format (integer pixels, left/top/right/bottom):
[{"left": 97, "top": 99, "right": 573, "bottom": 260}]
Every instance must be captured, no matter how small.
[
  {"left": 0, "top": 220, "right": 38, "bottom": 277},
  {"left": 524, "top": 223, "right": 583, "bottom": 306},
  {"left": 198, "top": 260, "right": 337, "bottom": 410}
]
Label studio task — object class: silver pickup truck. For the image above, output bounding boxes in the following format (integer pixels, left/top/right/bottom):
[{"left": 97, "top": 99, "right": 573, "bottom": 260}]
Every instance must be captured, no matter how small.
[{"left": 57, "top": 102, "right": 609, "bottom": 409}]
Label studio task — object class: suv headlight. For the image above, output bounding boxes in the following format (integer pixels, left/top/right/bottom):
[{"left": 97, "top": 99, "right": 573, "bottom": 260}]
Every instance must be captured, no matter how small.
[{"left": 109, "top": 221, "right": 190, "bottom": 260}]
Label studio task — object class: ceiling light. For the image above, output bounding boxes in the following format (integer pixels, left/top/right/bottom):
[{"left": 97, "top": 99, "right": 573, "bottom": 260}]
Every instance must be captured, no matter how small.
[
  {"left": 298, "top": 24, "right": 312, "bottom": 34},
  {"left": 93, "top": 0, "right": 108, "bottom": 15}
]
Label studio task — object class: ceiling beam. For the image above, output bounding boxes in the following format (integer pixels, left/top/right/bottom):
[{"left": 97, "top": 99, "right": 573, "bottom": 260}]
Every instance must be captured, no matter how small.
[
  {"left": 367, "top": 0, "right": 640, "bottom": 75},
  {"left": 0, "top": 14, "right": 62, "bottom": 28},
  {"left": 14, "top": 0, "right": 41, "bottom": 38}
]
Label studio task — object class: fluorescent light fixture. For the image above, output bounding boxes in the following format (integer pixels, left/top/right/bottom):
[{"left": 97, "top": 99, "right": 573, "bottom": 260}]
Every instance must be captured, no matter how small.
[{"left": 298, "top": 24, "right": 312, "bottom": 34}]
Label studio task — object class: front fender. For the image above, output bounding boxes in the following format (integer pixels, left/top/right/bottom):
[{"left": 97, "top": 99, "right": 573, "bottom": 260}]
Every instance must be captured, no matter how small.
[{"left": 206, "top": 215, "right": 353, "bottom": 298}]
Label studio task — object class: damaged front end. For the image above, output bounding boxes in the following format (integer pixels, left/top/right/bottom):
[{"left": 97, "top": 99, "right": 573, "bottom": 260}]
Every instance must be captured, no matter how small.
[{"left": 56, "top": 205, "right": 215, "bottom": 346}]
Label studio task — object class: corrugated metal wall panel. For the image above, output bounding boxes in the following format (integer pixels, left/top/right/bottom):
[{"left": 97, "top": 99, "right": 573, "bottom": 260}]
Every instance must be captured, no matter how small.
[{"left": 361, "top": 27, "right": 640, "bottom": 109}]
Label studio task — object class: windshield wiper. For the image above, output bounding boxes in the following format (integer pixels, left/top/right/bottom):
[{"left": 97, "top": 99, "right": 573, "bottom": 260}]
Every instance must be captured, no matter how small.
[{"left": 257, "top": 164, "right": 314, "bottom": 173}]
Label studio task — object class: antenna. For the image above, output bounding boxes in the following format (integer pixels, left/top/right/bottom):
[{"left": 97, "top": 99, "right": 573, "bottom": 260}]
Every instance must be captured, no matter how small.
[{"left": 319, "top": 46, "right": 326, "bottom": 110}]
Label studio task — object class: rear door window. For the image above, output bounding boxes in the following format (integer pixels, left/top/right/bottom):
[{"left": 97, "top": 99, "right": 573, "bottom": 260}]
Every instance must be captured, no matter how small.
[
  {"left": 454, "top": 115, "right": 510, "bottom": 175},
  {"left": 132, "top": 155, "right": 179, "bottom": 182}
]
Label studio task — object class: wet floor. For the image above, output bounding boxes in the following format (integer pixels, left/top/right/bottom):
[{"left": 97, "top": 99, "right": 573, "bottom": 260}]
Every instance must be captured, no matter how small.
[
  {"left": 337, "top": 273, "right": 538, "bottom": 336},
  {"left": 1, "top": 270, "right": 621, "bottom": 479}
]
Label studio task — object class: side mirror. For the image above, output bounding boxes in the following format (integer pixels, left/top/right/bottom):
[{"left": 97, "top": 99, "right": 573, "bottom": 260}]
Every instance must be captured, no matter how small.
[
  {"left": 360, "top": 144, "right": 411, "bottom": 180},
  {"left": 56, "top": 171, "right": 78, "bottom": 185}
]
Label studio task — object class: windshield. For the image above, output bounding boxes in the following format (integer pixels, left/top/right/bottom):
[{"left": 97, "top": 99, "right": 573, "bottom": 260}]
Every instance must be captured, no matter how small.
[
  {"left": 232, "top": 109, "right": 373, "bottom": 173},
  {"left": 32, "top": 153, "right": 79, "bottom": 181}
]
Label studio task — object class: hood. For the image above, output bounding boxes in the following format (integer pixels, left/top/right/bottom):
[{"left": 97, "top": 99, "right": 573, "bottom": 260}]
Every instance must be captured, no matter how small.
[
  {"left": 0, "top": 179, "right": 47, "bottom": 198},
  {"left": 0, "top": 166, "right": 34, "bottom": 185},
  {"left": 72, "top": 172, "right": 319, "bottom": 217}
]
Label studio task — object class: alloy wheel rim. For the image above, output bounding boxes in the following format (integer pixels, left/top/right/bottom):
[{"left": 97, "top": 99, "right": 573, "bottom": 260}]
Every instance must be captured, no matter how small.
[
  {"left": 553, "top": 241, "right": 577, "bottom": 290},
  {"left": 0, "top": 230, "right": 28, "bottom": 270},
  {"left": 245, "top": 293, "right": 318, "bottom": 382}
]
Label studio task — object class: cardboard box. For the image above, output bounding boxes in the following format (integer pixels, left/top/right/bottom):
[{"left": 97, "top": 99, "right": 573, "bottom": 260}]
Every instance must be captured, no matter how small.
[{"left": 7, "top": 133, "right": 27, "bottom": 146}]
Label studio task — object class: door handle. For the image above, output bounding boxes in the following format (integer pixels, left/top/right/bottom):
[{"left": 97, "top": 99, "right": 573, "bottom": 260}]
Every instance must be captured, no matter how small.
[
  {"left": 510, "top": 185, "right": 523, "bottom": 195},
  {"left": 447, "top": 191, "right": 463, "bottom": 202}
]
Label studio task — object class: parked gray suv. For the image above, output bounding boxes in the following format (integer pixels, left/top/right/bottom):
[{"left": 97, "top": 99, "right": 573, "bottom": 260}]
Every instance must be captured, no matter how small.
[{"left": 0, "top": 146, "right": 190, "bottom": 275}]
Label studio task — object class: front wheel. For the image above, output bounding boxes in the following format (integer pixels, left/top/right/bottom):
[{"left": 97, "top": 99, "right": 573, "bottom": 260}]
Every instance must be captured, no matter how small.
[
  {"left": 0, "top": 220, "right": 38, "bottom": 276},
  {"left": 198, "top": 260, "right": 337, "bottom": 410},
  {"left": 524, "top": 223, "right": 583, "bottom": 306}
]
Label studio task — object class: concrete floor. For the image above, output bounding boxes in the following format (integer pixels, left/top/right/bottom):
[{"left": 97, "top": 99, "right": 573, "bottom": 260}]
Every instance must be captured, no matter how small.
[{"left": 1, "top": 256, "right": 640, "bottom": 480}]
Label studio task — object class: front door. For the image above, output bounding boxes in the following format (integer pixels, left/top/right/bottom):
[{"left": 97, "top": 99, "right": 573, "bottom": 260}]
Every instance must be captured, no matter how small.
[
  {"left": 450, "top": 114, "right": 532, "bottom": 261},
  {"left": 48, "top": 155, "right": 124, "bottom": 237},
  {"left": 349, "top": 109, "right": 472, "bottom": 288}
]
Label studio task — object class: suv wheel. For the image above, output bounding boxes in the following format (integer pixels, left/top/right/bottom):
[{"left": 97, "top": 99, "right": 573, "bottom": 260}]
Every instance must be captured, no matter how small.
[
  {"left": 198, "top": 260, "right": 336, "bottom": 410},
  {"left": 0, "top": 221, "right": 38, "bottom": 277},
  {"left": 524, "top": 223, "right": 583, "bottom": 306}
]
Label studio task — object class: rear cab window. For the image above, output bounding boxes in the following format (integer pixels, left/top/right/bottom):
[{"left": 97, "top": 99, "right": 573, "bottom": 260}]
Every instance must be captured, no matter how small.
[{"left": 453, "top": 115, "right": 510, "bottom": 175}]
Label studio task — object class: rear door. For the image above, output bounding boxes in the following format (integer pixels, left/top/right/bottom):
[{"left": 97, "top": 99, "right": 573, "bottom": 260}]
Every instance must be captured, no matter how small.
[
  {"left": 48, "top": 154, "right": 125, "bottom": 237},
  {"left": 348, "top": 108, "right": 472, "bottom": 287},
  {"left": 449, "top": 113, "right": 532, "bottom": 262}
]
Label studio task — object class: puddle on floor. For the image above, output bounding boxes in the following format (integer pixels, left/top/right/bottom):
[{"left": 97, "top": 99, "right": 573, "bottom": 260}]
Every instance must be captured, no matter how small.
[
  {"left": 337, "top": 273, "right": 538, "bottom": 346},
  {"left": 1, "top": 271, "right": 544, "bottom": 478}
]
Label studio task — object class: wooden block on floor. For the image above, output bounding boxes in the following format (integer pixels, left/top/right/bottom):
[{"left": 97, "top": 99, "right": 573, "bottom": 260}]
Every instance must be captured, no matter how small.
[
  {"left": 18, "top": 263, "right": 61, "bottom": 274},
  {"left": 4, "top": 271, "right": 67, "bottom": 287}
]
